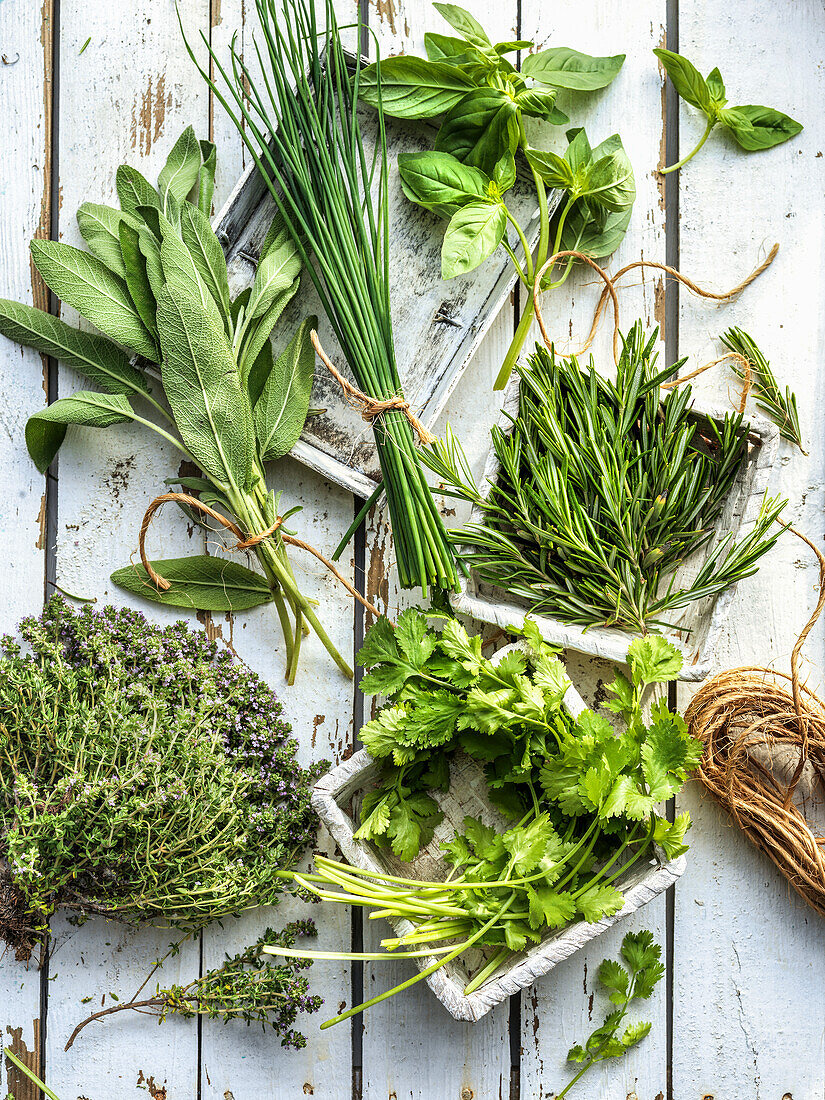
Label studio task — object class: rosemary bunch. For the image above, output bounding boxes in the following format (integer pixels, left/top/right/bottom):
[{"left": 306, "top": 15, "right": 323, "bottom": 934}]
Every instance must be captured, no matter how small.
[
  {"left": 186, "top": 0, "right": 458, "bottom": 594},
  {"left": 425, "top": 324, "right": 786, "bottom": 633}
]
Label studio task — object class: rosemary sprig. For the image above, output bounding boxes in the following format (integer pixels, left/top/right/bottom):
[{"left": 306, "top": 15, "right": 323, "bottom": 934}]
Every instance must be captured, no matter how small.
[
  {"left": 424, "top": 323, "right": 787, "bottom": 633},
  {"left": 721, "top": 327, "right": 806, "bottom": 453}
]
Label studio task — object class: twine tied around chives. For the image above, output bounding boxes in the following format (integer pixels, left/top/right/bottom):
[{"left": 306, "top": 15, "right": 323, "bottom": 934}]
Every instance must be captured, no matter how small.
[
  {"left": 685, "top": 524, "right": 825, "bottom": 919},
  {"left": 137, "top": 491, "right": 382, "bottom": 620},
  {"left": 310, "top": 330, "right": 435, "bottom": 446}
]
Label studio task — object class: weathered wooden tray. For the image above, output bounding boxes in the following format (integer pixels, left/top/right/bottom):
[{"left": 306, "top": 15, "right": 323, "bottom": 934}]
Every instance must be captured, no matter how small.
[
  {"left": 450, "top": 377, "right": 781, "bottom": 683},
  {"left": 312, "top": 643, "right": 685, "bottom": 1022},
  {"left": 214, "top": 99, "right": 560, "bottom": 498}
]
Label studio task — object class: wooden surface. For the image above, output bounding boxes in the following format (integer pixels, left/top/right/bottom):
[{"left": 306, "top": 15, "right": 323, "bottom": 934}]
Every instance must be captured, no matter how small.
[{"left": 0, "top": 0, "right": 822, "bottom": 1097}]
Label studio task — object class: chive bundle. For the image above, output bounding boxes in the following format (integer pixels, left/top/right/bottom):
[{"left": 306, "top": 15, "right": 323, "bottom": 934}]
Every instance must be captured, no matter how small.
[{"left": 186, "top": 0, "right": 457, "bottom": 593}]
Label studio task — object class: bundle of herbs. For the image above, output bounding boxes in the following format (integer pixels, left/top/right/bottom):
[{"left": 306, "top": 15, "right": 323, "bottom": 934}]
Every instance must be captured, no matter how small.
[
  {"left": 358, "top": 1, "right": 635, "bottom": 389},
  {"left": 424, "top": 323, "right": 786, "bottom": 634},
  {"left": 0, "top": 597, "right": 324, "bottom": 961},
  {"left": 187, "top": 0, "right": 457, "bottom": 594},
  {"left": 0, "top": 129, "right": 351, "bottom": 682},
  {"left": 269, "top": 612, "right": 697, "bottom": 1027}
]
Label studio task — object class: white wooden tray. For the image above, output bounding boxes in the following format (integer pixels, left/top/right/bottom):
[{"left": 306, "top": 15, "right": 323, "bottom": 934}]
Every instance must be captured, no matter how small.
[
  {"left": 450, "top": 377, "right": 781, "bottom": 682},
  {"left": 214, "top": 101, "right": 560, "bottom": 498},
  {"left": 312, "top": 644, "right": 685, "bottom": 1021}
]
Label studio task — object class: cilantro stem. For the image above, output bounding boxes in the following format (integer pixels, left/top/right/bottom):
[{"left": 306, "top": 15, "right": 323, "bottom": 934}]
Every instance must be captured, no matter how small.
[{"left": 660, "top": 117, "right": 715, "bottom": 174}]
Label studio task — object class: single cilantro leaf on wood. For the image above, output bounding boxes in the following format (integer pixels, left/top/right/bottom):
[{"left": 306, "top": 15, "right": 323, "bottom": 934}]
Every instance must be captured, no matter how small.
[{"left": 627, "top": 635, "right": 683, "bottom": 686}]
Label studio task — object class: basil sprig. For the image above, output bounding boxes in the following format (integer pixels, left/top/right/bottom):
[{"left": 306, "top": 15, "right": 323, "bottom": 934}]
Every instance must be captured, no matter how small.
[
  {"left": 359, "top": 2, "right": 630, "bottom": 391},
  {"left": 655, "top": 47, "right": 803, "bottom": 173}
]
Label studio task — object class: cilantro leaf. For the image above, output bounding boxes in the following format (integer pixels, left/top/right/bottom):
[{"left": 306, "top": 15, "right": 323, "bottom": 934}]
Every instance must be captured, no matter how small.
[
  {"left": 463, "top": 815, "right": 505, "bottom": 861},
  {"left": 527, "top": 886, "right": 576, "bottom": 929},
  {"left": 385, "top": 792, "right": 442, "bottom": 860},
  {"left": 353, "top": 790, "right": 392, "bottom": 840},
  {"left": 652, "top": 811, "right": 692, "bottom": 859},
  {"left": 357, "top": 615, "right": 398, "bottom": 670},
  {"left": 621, "top": 1020, "right": 652, "bottom": 1049},
  {"left": 502, "top": 814, "right": 556, "bottom": 875},
  {"left": 598, "top": 957, "right": 630, "bottom": 1004},
  {"left": 438, "top": 618, "right": 486, "bottom": 679},
  {"left": 627, "top": 634, "right": 683, "bottom": 686},
  {"left": 359, "top": 705, "right": 411, "bottom": 760},
  {"left": 394, "top": 608, "right": 438, "bottom": 667},
  {"left": 620, "top": 928, "right": 660, "bottom": 973},
  {"left": 460, "top": 686, "right": 518, "bottom": 735},
  {"left": 604, "top": 670, "right": 634, "bottom": 717},
  {"left": 577, "top": 883, "right": 625, "bottom": 922}
]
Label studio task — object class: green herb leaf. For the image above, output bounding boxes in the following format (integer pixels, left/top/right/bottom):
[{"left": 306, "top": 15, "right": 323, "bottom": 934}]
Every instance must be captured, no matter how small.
[
  {"left": 424, "top": 31, "right": 484, "bottom": 67},
  {"left": 30, "top": 240, "right": 159, "bottom": 362},
  {"left": 118, "top": 221, "right": 159, "bottom": 338},
  {"left": 522, "top": 46, "right": 625, "bottom": 91},
  {"left": 598, "top": 957, "right": 630, "bottom": 1004},
  {"left": 435, "top": 88, "right": 519, "bottom": 177},
  {"left": 76, "top": 202, "right": 138, "bottom": 278},
  {"left": 720, "top": 103, "right": 803, "bottom": 151},
  {"left": 0, "top": 298, "right": 149, "bottom": 397},
  {"left": 652, "top": 811, "right": 692, "bottom": 860},
  {"left": 157, "top": 126, "right": 202, "bottom": 209},
  {"left": 156, "top": 284, "right": 255, "bottom": 491},
  {"left": 576, "top": 883, "right": 624, "bottom": 922},
  {"left": 254, "top": 316, "right": 316, "bottom": 462},
  {"left": 197, "top": 139, "right": 217, "bottom": 215},
  {"left": 359, "top": 56, "right": 475, "bottom": 119},
  {"left": 180, "top": 203, "right": 232, "bottom": 328},
  {"left": 26, "top": 392, "right": 135, "bottom": 473},
  {"left": 441, "top": 200, "right": 507, "bottom": 278},
  {"left": 705, "top": 67, "right": 726, "bottom": 105},
  {"left": 627, "top": 635, "right": 683, "bottom": 686},
  {"left": 515, "top": 86, "right": 565, "bottom": 124},
  {"left": 116, "top": 164, "right": 161, "bottom": 219},
  {"left": 653, "top": 47, "right": 712, "bottom": 112},
  {"left": 397, "top": 150, "right": 491, "bottom": 219},
  {"left": 246, "top": 239, "right": 303, "bottom": 323},
  {"left": 525, "top": 148, "right": 576, "bottom": 190},
  {"left": 111, "top": 555, "right": 274, "bottom": 611},
  {"left": 433, "top": 3, "right": 493, "bottom": 50}
]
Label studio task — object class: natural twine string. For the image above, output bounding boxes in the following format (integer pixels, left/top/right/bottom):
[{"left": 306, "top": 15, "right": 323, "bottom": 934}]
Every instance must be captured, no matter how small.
[
  {"left": 310, "top": 329, "right": 435, "bottom": 446},
  {"left": 685, "top": 524, "right": 825, "bottom": 918},
  {"left": 136, "top": 491, "right": 382, "bottom": 620}
]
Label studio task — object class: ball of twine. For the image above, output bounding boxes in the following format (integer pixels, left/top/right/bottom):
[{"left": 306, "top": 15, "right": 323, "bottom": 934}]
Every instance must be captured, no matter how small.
[{"left": 685, "top": 524, "right": 825, "bottom": 917}]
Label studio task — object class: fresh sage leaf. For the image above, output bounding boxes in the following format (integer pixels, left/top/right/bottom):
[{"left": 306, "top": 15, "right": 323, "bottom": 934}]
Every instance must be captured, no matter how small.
[
  {"left": 111, "top": 555, "right": 274, "bottom": 612},
  {"left": 254, "top": 316, "right": 317, "bottom": 462},
  {"left": 180, "top": 203, "right": 232, "bottom": 327},
  {"left": 198, "top": 139, "right": 217, "bottom": 215},
  {"left": 441, "top": 200, "right": 507, "bottom": 279},
  {"left": 76, "top": 203, "right": 137, "bottom": 279},
  {"left": 157, "top": 125, "right": 202, "bottom": 209},
  {"left": 522, "top": 46, "right": 625, "bottom": 91},
  {"left": 159, "top": 222, "right": 219, "bottom": 319},
  {"left": 720, "top": 104, "right": 803, "bottom": 151},
  {"left": 435, "top": 88, "right": 519, "bottom": 177},
  {"left": 116, "top": 164, "right": 161, "bottom": 219},
  {"left": 238, "top": 276, "right": 300, "bottom": 379},
  {"left": 397, "top": 150, "right": 491, "bottom": 219},
  {"left": 652, "top": 48, "right": 711, "bottom": 112},
  {"left": 259, "top": 210, "right": 292, "bottom": 261},
  {"left": 118, "top": 221, "right": 158, "bottom": 338},
  {"left": 26, "top": 391, "right": 135, "bottom": 473},
  {"left": 0, "top": 298, "right": 149, "bottom": 396},
  {"left": 247, "top": 240, "right": 302, "bottom": 323},
  {"left": 433, "top": 3, "right": 493, "bottom": 50},
  {"left": 138, "top": 226, "right": 166, "bottom": 300},
  {"left": 359, "top": 56, "right": 474, "bottom": 119},
  {"left": 30, "top": 239, "right": 159, "bottom": 362},
  {"left": 156, "top": 284, "right": 255, "bottom": 491}
]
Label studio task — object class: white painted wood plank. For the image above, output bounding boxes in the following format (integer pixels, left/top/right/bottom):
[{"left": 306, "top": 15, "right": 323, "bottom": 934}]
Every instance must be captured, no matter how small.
[
  {"left": 44, "top": 2, "right": 213, "bottom": 1095},
  {"left": 0, "top": 0, "right": 52, "bottom": 1092},
  {"left": 517, "top": 3, "right": 670, "bottom": 1096},
  {"left": 359, "top": 3, "right": 516, "bottom": 1096},
  {"left": 674, "top": 3, "right": 825, "bottom": 1098}
]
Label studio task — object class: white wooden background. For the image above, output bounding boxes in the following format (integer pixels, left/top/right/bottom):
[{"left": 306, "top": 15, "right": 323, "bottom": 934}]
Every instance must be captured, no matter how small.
[{"left": 1, "top": 0, "right": 823, "bottom": 1097}]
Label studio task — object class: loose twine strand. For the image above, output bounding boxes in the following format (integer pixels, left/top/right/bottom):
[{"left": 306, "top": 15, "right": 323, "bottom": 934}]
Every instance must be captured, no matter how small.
[
  {"left": 531, "top": 245, "right": 778, "bottom": 410},
  {"left": 136, "top": 492, "right": 382, "bottom": 620},
  {"left": 685, "top": 524, "right": 825, "bottom": 918},
  {"left": 310, "top": 329, "right": 435, "bottom": 446}
]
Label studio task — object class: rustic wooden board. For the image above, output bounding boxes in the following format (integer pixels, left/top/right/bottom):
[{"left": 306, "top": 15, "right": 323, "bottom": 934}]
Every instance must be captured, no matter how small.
[
  {"left": 673, "top": 2, "right": 825, "bottom": 1098},
  {"left": 0, "top": 1, "right": 52, "bottom": 1095}
]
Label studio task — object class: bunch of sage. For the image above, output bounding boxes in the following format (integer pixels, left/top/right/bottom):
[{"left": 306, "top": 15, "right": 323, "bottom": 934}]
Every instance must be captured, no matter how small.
[
  {"left": 0, "top": 128, "right": 351, "bottom": 681},
  {"left": 424, "top": 323, "right": 787, "bottom": 633},
  {"left": 186, "top": 0, "right": 458, "bottom": 595},
  {"left": 358, "top": 2, "right": 635, "bottom": 389}
]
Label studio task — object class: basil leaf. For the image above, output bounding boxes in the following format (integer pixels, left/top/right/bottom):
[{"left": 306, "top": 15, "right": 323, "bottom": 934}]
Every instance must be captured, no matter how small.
[
  {"left": 424, "top": 31, "right": 486, "bottom": 68},
  {"left": 526, "top": 148, "right": 576, "bottom": 190},
  {"left": 0, "top": 297, "right": 149, "bottom": 396},
  {"left": 254, "top": 316, "right": 316, "bottom": 462},
  {"left": 197, "top": 139, "right": 217, "bottom": 216},
  {"left": 582, "top": 150, "right": 635, "bottom": 212},
  {"left": 26, "top": 392, "right": 135, "bottom": 473},
  {"left": 494, "top": 40, "right": 532, "bottom": 55},
  {"left": 652, "top": 48, "right": 711, "bottom": 113},
  {"left": 116, "top": 165, "right": 161, "bottom": 219},
  {"left": 441, "top": 200, "right": 506, "bottom": 279},
  {"left": 118, "top": 221, "right": 158, "bottom": 338},
  {"left": 76, "top": 203, "right": 137, "bottom": 279},
  {"left": 156, "top": 284, "right": 255, "bottom": 491},
  {"left": 359, "top": 57, "right": 474, "bottom": 119},
  {"left": 180, "top": 203, "right": 232, "bottom": 328},
  {"left": 111, "top": 555, "right": 274, "bottom": 612},
  {"left": 433, "top": 3, "right": 492, "bottom": 50},
  {"left": 705, "top": 67, "right": 726, "bottom": 105},
  {"left": 435, "top": 88, "right": 519, "bottom": 177},
  {"left": 720, "top": 104, "right": 803, "bottom": 151},
  {"left": 564, "top": 127, "right": 593, "bottom": 173},
  {"left": 397, "top": 150, "right": 491, "bottom": 219},
  {"left": 561, "top": 201, "right": 632, "bottom": 260},
  {"left": 29, "top": 240, "right": 159, "bottom": 362},
  {"left": 493, "top": 152, "right": 516, "bottom": 193},
  {"left": 157, "top": 126, "right": 202, "bottom": 208},
  {"left": 516, "top": 86, "right": 563, "bottom": 124},
  {"left": 522, "top": 46, "right": 625, "bottom": 91}
]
